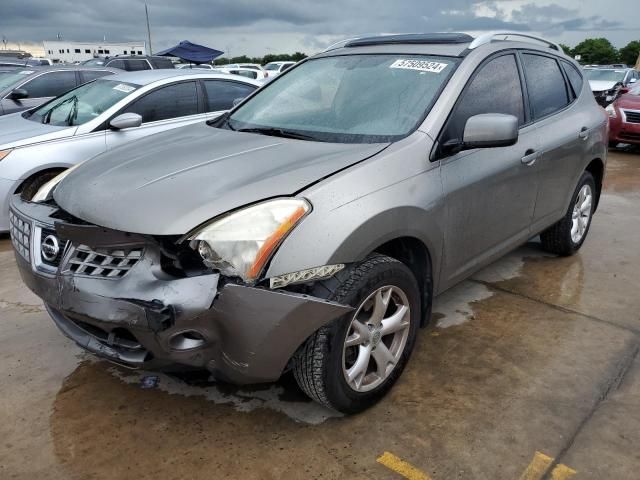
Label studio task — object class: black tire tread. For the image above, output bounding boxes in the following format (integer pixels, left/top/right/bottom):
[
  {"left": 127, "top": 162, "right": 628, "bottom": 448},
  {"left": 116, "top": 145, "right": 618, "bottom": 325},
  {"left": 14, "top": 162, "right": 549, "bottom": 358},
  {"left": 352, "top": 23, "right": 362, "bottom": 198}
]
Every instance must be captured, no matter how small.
[
  {"left": 540, "top": 171, "right": 595, "bottom": 256},
  {"left": 292, "top": 254, "right": 402, "bottom": 410}
]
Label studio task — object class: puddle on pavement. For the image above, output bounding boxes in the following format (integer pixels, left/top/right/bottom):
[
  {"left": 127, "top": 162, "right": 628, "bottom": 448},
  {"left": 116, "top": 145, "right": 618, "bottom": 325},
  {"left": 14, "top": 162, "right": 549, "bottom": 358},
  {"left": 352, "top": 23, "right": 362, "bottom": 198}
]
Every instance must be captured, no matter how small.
[
  {"left": 109, "top": 364, "right": 341, "bottom": 425},
  {"left": 432, "top": 241, "right": 553, "bottom": 329}
]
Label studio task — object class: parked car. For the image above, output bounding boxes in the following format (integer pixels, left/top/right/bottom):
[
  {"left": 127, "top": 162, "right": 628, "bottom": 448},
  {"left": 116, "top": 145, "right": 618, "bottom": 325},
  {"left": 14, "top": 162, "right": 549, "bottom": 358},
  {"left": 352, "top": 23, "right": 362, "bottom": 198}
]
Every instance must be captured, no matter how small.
[
  {"left": 83, "top": 55, "right": 175, "bottom": 71},
  {"left": 9, "top": 32, "right": 607, "bottom": 414},
  {"left": 263, "top": 61, "right": 295, "bottom": 77},
  {"left": 0, "top": 66, "right": 118, "bottom": 116},
  {"left": 0, "top": 69, "right": 260, "bottom": 230},
  {"left": 214, "top": 66, "right": 268, "bottom": 81},
  {"left": 584, "top": 67, "right": 639, "bottom": 106},
  {"left": 607, "top": 84, "right": 640, "bottom": 147},
  {"left": 0, "top": 57, "right": 53, "bottom": 68},
  {"left": 176, "top": 63, "right": 215, "bottom": 70}
]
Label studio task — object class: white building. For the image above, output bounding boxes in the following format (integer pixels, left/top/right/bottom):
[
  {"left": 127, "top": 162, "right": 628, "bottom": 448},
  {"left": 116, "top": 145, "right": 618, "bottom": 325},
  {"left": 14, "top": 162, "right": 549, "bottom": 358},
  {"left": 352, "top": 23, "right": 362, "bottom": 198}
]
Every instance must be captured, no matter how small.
[{"left": 43, "top": 41, "right": 147, "bottom": 63}]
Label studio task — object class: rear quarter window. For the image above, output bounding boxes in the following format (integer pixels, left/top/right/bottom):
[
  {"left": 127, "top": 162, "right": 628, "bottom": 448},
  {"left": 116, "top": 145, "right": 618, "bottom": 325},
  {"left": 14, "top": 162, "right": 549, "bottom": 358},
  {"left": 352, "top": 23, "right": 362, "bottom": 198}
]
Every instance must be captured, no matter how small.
[
  {"left": 522, "top": 54, "right": 570, "bottom": 119},
  {"left": 561, "top": 61, "right": 583, "bottom": 98}
]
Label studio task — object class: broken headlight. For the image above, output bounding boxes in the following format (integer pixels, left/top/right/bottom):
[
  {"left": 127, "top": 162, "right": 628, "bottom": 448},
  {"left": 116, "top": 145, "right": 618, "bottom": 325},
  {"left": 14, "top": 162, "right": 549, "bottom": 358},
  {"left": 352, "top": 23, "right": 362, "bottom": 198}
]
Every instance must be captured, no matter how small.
[{"left": 188, "top": 198, "right": 311, "bottom": 283}]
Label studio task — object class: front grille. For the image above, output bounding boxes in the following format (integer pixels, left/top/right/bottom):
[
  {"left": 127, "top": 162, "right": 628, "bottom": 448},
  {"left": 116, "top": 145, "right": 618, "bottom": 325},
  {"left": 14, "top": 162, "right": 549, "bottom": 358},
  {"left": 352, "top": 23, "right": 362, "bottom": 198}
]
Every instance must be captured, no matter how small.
[
  {"left": 8, "top": 210, "right": 31, "bottom": 261},
  {"left": 63, "top": 245, "right": 143, "bottom": 279},
  {"left": 623, "top": 110, "right": 640, "bottom": 124}
]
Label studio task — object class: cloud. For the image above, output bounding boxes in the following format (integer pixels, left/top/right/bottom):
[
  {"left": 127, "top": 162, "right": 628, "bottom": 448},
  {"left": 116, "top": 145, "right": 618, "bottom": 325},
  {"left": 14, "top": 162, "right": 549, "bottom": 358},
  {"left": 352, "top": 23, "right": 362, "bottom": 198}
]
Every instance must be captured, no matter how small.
[{"left": 0, "top": 0, "right": 635, "bottom": 56}]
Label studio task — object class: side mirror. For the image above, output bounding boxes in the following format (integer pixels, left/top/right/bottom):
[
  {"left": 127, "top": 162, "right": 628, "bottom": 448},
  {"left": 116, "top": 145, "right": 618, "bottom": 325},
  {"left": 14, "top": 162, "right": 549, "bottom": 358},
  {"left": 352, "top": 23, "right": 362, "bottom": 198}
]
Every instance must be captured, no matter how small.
[
  {"left": 109, "top": 113, "right": 142, "bottom": 130},
  {"left": 461, "top": 113, "right": 519, "bottom": 150},
  {"left": 9, "top": 88, "right": 28, "bottom": 100}
]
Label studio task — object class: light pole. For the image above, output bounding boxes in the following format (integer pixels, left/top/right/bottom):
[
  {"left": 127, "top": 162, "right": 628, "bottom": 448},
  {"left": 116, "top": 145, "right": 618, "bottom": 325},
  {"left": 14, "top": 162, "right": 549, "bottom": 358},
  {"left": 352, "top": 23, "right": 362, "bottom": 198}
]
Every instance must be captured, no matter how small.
[{"left": 145, "top": 4, "right": 153, "bottom": 55}]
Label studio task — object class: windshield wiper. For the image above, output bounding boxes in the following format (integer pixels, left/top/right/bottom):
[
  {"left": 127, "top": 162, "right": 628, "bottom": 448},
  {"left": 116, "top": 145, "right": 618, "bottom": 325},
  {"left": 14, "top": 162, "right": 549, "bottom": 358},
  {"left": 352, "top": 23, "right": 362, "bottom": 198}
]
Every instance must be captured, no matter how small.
[{"left": 237, "top": 127, "right": 319, "bottom": 141}]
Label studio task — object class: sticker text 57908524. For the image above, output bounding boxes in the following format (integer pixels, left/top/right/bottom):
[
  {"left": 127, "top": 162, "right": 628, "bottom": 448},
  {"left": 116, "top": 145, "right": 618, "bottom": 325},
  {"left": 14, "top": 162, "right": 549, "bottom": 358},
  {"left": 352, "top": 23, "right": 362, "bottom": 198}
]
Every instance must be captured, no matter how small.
[{"left": 389, "top": 59, "right": 448, "bottom": 73}]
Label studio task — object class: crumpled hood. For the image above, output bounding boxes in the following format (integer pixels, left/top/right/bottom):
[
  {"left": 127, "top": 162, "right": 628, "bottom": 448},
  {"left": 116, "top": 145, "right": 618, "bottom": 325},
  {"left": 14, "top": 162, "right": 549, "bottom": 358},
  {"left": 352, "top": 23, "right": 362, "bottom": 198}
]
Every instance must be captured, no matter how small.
[
  {"left": 55, "top": 122, "right": 388, "bottom": 235},
  {"left": 589, "top": 80, "right": 620, "bottom": 92},
  {"left": 0, "top": 112, "right": 71, "bottom": 148}
]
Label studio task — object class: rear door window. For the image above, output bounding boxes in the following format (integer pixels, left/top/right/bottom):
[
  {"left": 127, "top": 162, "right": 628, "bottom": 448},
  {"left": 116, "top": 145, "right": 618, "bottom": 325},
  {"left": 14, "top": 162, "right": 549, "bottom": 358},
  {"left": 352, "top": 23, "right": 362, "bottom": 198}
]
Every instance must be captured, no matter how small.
[
  {"left": 107, "top": 59, "right": 126, "bottom": 70},
  {"left": 123, "top": 81, "right": 198, "bottom": 122},
  {"left": 21, "top": 71, "right": 77, "bottom": 98},
  {"left": 522, "top": 53, "right": 570, "bottom": 119},
  {"left": 203, "top": 80, "right": 256, "bottom": 111},
  {"left": 124, "top": 60, "right": 151, "bottom": 71},
  {"left": 442, "top": 54, "right": 525, "bottom": 145}
]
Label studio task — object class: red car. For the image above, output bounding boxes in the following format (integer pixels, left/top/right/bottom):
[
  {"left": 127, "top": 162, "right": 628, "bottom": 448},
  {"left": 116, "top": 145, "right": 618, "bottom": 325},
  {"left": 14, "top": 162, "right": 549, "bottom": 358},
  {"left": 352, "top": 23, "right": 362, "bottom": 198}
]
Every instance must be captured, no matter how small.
[{"left": 607, "top": 83, "right": 640, "bottom": 147}]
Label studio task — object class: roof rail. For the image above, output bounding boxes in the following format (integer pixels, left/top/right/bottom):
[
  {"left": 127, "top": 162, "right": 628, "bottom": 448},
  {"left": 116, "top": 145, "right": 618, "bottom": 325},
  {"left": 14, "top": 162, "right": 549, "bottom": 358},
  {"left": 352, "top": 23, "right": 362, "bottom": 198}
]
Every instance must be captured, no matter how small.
[
  {"left": 323, "top": 37, "right": 362, "bottom": 53},
  {"left": 468, "top": 32, "right": 562, "bottom": 52}
]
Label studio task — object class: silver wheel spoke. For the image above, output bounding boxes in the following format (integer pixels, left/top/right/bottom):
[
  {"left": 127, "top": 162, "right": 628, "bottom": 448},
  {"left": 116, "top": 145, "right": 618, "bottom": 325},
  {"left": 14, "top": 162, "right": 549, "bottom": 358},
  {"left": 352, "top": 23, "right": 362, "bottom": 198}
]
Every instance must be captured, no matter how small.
[
  {"left": 369, "top": 288, "right": 392, "bottom": 325},
  {"left": 347, "top": 344, "right": 372, "bottom": 389},
  {"left": 380, "top": 305, "right": 409, "bottom": 336},
  {"left": 580, "top": 197, "right": 592, "bottom": 214},
  {"left": 571, "top": 185, "right": 593, "bottom": 243},
  {"left": 345, "top": 321, "right": 369, "bottom": 347},
  {"left": 372, "top": 343, "right": 396, "bottom": 378}
]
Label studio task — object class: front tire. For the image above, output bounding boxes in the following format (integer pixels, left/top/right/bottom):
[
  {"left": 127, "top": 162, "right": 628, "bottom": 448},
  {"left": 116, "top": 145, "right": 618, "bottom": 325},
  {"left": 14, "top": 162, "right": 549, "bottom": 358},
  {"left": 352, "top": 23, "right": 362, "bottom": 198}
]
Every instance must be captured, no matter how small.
[
  {"left": 540, "top": 171, "right": 596, "bottom": 256},
  {"left": 292, "top": 254, "right": 421, "bottom": 414}
]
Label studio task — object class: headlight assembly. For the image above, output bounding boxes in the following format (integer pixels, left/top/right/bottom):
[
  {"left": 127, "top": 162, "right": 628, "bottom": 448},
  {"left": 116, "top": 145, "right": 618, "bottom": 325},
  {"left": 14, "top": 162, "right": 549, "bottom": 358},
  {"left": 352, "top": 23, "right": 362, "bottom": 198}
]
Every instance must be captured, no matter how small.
[
  {"left": 0, "top": 149, "right": 13, "bottom": 162},
  {"left": 188, "top": 198, "right": 311, "bottom": 283},
  {"left": 605, "top": 104, "right": 617, "bottom": 118}
]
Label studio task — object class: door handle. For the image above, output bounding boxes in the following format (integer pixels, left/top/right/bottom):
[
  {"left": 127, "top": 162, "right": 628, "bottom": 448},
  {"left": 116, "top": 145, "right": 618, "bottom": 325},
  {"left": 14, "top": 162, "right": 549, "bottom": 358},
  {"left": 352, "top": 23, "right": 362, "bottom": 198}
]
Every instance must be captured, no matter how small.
[
  {"left": 579, "top": 127, "right": 589, "bottom": 140},
  {"left": 521, "top": 149, "right": 537, "bottom": 166}
]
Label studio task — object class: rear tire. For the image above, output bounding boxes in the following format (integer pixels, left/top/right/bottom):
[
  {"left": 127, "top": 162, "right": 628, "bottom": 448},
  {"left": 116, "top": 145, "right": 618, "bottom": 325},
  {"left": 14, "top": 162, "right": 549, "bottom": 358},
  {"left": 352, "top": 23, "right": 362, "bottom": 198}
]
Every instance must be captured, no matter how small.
[
  {"left": 20, "top": 171, "right": 63, "bottom": 201},
  {"left": 540, "top": 171, "right": 596, "bottom": 256},
  {"left": 292, "top": 254, "right": 421, "bottom": 414}
]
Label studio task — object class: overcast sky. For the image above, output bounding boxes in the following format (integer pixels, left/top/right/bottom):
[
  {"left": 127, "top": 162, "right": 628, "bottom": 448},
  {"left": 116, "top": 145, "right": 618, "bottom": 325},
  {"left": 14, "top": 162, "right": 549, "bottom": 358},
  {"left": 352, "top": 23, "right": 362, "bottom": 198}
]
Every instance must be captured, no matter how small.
[{"left": 1, "top": 0, "right": 638, "bottom": 57}]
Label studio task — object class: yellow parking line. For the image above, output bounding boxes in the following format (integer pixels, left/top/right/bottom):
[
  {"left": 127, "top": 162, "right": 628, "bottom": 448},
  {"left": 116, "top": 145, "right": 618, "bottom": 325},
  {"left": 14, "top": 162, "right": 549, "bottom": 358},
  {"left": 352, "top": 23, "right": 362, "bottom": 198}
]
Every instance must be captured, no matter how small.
[
  {"left": 518, "top": 452, "right": 554, "bottom": 480},
  {"left": 377, "top": 452, "right": 432, "bottom": 480},
  {"left": 550, "top": 464, "right": 577, "bottom": 480}
]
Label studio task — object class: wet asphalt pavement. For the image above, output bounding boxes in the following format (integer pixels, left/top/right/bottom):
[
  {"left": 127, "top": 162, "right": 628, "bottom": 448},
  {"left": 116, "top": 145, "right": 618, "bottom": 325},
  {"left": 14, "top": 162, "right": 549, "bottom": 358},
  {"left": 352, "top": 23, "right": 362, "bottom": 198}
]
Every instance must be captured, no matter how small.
[{"left": 1, "top": 149, "right": 639, "bottom": 480}]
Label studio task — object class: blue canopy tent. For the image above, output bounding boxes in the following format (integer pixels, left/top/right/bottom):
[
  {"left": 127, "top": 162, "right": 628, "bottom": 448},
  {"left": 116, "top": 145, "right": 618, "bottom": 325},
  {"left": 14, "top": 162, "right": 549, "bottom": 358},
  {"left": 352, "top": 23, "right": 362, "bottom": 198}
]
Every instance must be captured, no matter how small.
[{"left": 156, "top": 40, "right": 224, "bottom": 65}]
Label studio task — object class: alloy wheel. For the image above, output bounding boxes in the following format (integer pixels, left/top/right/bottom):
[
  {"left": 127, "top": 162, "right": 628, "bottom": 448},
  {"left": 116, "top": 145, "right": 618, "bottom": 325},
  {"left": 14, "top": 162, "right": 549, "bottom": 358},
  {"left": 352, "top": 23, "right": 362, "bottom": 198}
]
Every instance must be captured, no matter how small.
[
  {"left": 342, "top": 285, "right": 411, "bottom": 392},
  {"left": 571, "top": 184, "right": 593, "bottom": 244}
]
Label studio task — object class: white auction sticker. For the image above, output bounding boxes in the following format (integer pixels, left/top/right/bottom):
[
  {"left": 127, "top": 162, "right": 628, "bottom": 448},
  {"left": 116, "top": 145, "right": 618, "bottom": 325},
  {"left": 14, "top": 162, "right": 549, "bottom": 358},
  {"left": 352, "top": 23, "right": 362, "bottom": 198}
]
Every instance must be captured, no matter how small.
[
  {"left": 19, "top": 70, "right": 34, "bottom": 75},
  {"left": 113, "top": 84, "right": 135, "bottom": 93},
  {"left": 390, "top": 59, "right": 448, "bottom": 73}
]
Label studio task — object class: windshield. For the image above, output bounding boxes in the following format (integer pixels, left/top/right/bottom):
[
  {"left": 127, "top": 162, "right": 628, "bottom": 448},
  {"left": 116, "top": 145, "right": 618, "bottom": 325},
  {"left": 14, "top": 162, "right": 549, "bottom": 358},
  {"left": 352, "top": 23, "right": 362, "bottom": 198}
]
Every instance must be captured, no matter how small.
[
  {"left": 584, "top": 69, "right": 626, "bottom": 83},
  {"left": 228, "top": 54, "right": 459, "bottom": 143},
  {"left": 0, "top": 70, "right": 34, "bottom": 91},
  {"left": 27, "top": 79, "right": 140, "bottom": 126}
]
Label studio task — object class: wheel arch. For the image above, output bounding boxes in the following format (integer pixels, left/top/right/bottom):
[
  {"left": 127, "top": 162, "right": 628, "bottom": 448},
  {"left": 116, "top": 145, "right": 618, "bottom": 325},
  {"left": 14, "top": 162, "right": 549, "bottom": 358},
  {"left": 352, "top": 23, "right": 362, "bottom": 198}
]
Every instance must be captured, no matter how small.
[
  {"left": 371, "top": 236, "right": 434, "bottom": 327},
  {"left": 14, "top": 166, "right": 68, "bottom": 195},
  {"left": 585, "top": 158, "right": 604, "bottom": 211}
]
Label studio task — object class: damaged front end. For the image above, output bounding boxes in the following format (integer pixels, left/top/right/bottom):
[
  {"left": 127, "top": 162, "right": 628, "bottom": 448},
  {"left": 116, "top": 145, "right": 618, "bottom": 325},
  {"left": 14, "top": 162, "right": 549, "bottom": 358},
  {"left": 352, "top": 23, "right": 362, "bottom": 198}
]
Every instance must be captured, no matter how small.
[{"left": 9, "top": 195, "right": 352, "bottom": 384}]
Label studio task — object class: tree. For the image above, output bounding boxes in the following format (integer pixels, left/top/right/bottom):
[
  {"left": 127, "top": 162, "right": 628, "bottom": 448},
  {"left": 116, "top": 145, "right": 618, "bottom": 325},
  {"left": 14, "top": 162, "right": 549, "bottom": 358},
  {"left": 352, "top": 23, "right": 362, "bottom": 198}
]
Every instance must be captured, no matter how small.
[
  {"left": 572, "top": 38, "right": 618, "bottom": 64},
  {"left": 559, "top": 43, "right": 573, "bottom": 57},
  {"left": 619, "top": 40, "right": 640, "bottom": 67}
]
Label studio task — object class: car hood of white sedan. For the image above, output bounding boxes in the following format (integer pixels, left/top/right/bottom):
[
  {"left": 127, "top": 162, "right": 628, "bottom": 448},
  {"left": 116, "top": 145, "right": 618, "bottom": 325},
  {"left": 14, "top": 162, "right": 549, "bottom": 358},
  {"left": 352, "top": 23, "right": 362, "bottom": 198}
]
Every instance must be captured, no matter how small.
[
  {"left": 588, "top": 80, "right": 619, "bottom": 92},
  {"left": 0, "top": 112, "right": 72, "bottom": 149}
]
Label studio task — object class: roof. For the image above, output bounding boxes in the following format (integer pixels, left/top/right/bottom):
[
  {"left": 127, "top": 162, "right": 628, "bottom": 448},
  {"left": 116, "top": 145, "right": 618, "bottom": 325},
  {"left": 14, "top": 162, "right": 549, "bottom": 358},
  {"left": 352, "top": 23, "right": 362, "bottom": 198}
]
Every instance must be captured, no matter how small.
[{"left": 104, "top": 69, "right": 262, "bottom": 86}]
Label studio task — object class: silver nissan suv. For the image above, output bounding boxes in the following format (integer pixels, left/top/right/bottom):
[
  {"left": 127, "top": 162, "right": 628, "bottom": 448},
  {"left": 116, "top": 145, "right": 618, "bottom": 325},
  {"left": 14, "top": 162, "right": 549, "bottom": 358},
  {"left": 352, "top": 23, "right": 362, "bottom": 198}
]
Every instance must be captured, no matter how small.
[{"left": 10, "top": 32, "right": 607, "bottom": 414}]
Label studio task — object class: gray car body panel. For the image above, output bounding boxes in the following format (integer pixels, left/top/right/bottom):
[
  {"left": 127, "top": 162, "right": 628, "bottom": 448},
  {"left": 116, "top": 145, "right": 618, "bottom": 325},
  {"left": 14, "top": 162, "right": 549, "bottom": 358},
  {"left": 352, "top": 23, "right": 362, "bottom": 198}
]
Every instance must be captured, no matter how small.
[
  {"left": 54, "top": 122, "right": 389, "bottom": 234},
  {"left": 9, "top": 36, "right": 608, "bottom": 382}
]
